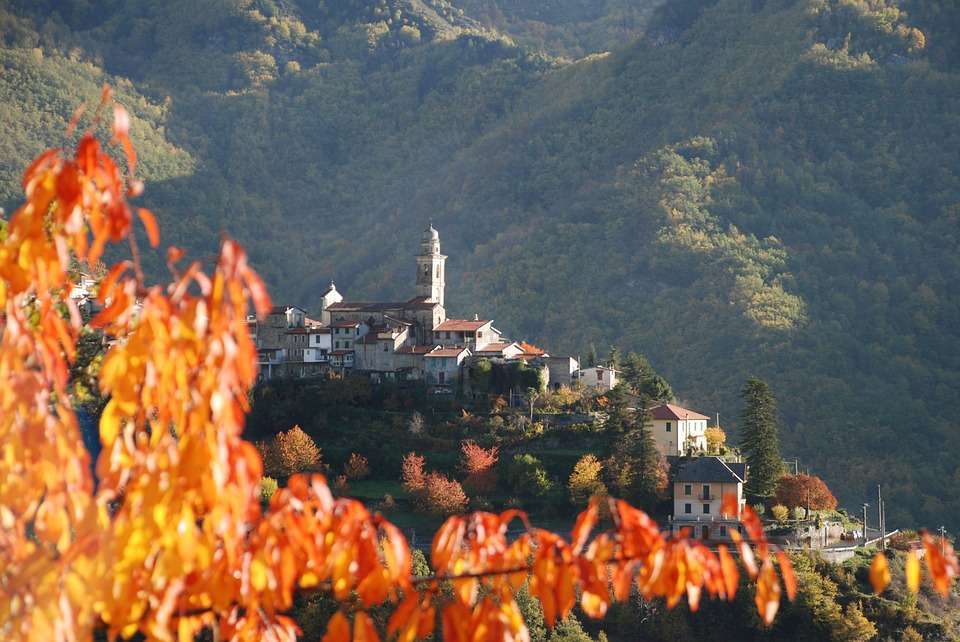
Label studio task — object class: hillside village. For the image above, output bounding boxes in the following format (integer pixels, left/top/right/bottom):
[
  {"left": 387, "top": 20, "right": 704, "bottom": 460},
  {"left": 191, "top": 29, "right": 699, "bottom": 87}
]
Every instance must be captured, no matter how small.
[{"left": 250, "top": 225, "right": 595, "bottom": 392}]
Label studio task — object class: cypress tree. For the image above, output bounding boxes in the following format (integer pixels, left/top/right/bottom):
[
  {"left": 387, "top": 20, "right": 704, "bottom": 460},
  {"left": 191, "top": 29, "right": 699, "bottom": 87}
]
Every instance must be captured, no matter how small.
[
  {"left": 740, "top": 377, "right": 784, "bottom": 502},
  {"left": 619, "top": 396, "right": 663, "bottom": 508}
]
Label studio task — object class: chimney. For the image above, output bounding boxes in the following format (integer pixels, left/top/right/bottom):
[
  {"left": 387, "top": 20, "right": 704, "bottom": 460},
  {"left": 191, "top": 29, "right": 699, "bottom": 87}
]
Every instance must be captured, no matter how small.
[{"left": 474, "top": 313, "right": 479, "bottom": 321}]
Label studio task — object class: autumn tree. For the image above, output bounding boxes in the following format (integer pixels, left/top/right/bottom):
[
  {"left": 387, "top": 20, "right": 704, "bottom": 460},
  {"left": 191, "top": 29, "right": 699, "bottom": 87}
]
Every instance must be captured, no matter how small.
[
  {"left": 705, "top": 426, "right": 727, "bottom": 454},
  {"left": 258, "top": 424, "right": 322, "bottom": 477},
  {"left": 401, "top": 451, "right": 426, "bottom": 493},
  {"left": 568, "top": 454, "right": 608, "bottom": 506},
  {"left": 775, "top": 474, "right": 838, "bottom": 511},
  {"left": 460, "top": 440, "right": 499, "bottom": 494},
  {"left": 740, "top": 378, "right": 784, "bottom": 503},
  {"left": 344, "top": 452, "right": 371, "bottom": 480},
  {"left": 0, "top": 93, "right": 951, "bottom": 642}
]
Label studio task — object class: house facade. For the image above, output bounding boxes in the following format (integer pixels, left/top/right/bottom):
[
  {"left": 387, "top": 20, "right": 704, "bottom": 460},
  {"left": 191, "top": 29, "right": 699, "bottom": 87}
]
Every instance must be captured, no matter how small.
[
  {"left": 669, "top": 457, "right": 747, "bottom": 542},
  {"left": 651, "top": 403, "right": 709, "bottom": 456},
  {"left": 578, "top": 365, "right": 618, "bottom": 391}
]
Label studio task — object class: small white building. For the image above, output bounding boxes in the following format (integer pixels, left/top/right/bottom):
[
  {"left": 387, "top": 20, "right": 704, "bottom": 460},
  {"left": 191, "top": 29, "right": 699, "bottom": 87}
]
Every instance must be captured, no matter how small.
[
  {"left": 474, "top": 342, "right": 524, "bottom": 360},
  {"left": 433, "top": 318, "right": 500, "bottom": 350},
  {"left": 577, "top": 365, "right": 619, "bottom": 391},
  {"left": 331, "top": 319, "right": 368, "bottom": 352},
  {"left": 670, "top": 457, "right": 747, "bottom": 542},
  {"left": 650, "top": 403, "right": 709, "bottom": 456},
  {"left": 424, "top": 346, "right": 470, "bottom": 387},
  {"left": 319, "top": 282, "right": 343, "bottom": 326}
]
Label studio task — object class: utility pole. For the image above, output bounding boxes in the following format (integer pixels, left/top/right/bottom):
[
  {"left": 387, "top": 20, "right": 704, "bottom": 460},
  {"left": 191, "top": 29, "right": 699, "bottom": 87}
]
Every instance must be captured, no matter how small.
[
  {"left": 878, "top": 485, "right": 885, "bottom": 551},
  {"left": 862, "top": 503, "right": 870, "bottom": 546},
  {"left": 940, "top": 526, "right": 948, "bottom": 555}
]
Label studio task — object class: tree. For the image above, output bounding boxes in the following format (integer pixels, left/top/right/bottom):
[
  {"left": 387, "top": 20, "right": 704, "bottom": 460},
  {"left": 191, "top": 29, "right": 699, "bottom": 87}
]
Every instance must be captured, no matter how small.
[
  {"left": 775, "top": 474, "right": 838, "bottom": 511},
  {"left": 704, "top": 426, "right": 726, "bottom": 454},
  {"left": 506, "top": 454, "right": 554, "bottom": 497},
  {"left": 461, "top": 440, "right": 499, "bottom": 494},
  {"left": 640, "top": 374, "right": 675, "bottom": 403},
  {"left": 620, "top": 351, "right": 653, "bottom": 390},
  {"left": 258, "top": 425, "right": 322, "bottom": 477},
  {"left": 401, "top": 451, "right": 426, "bottom": 493},
  {"left": 740, "top": 378, "right": 784, "bottom": 502},
  {"left": 771, "top": 504, "right": 790, "bottom": 523},
  {"left": 607, "top": 346, "right": 621, "bottom": 370},
  {"left": 568, "top": 454, "right": 607, "bottom": 506},
  {"left": 1, "top": 96, "right": 944, "bottom": 642},
  {"left": 586, "top": 343, "right": 598, "bottom": 367},
  {"left": 421, "top": 472, "right": 468, "bottom": 516},
  {"left": 408, "top": 410, "right": 425, "bottom": 435}
]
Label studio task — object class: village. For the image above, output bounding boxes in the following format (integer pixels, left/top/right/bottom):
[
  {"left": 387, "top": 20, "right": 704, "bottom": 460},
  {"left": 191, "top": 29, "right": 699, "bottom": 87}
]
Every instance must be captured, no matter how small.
[{"left": 242, "top": 225, "right": 902, "bottom": 561}]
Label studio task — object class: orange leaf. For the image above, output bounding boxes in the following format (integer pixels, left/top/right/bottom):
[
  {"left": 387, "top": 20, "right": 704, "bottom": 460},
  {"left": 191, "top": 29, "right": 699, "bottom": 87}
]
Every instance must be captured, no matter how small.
[
  {"left": 718, "top": 545, "right": 739, "bottom": 599},
  {"left": 137, "top": 208, "right": 159, "bottom": 247},
  {"left": 571, "top": 498, "right": 598, "bottom": 555},
  {"left": 113, "top": 104, "right": 130, "bottom": 139},
  {"left": 906, "top": 549, "right": 921, "bottom": 593},
  {"left": 922, "top": 531, "right": 959, "bottom": 596},
  {"left": 322, "top": 611, "right": 351, "bottom": 642},
  {"left": 353, "top": 612, "right": 379, "bottom": 642},
  {"left": 869, "top": 552, "right": 890, "bottom": 594},
  {"left": 776, "top": 550, "right": 796, "bottom": 601},
  {"left": 754, "top": 560, "right": 781, "bottom": 626}
]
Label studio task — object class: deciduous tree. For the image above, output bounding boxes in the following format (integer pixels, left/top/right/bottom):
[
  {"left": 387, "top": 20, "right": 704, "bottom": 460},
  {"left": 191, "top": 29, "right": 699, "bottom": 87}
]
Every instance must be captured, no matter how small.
[{"left": 775, "top": 474, "right": 838, "bottom": 511}]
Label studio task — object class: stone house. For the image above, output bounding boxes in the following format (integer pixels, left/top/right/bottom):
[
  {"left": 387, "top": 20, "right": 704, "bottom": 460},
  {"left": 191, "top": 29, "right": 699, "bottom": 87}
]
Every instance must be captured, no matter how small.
[
  {"left": 433, "top": 318, "right": 500, "bottom": 350},
  {"left": 578, "top": 365, "right": 619, "bottom": 391},
  {"left": 424, "top": 346, "right": 470, "bottom": 387}
]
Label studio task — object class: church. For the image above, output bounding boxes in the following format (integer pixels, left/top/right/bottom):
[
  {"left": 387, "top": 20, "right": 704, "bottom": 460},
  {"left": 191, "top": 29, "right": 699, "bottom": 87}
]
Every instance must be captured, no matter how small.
[{"left": 253, "top": 225, "right": 544, "bottom": 387}]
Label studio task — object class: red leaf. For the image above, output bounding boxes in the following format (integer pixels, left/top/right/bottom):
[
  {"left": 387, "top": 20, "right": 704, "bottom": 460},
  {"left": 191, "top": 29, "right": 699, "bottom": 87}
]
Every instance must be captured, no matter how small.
[
  {"left": 137, "top": 208, "right": 160, "bottom": 247},
  {"left": 571, "top": 498, "right": 598, "bottom": 555}
]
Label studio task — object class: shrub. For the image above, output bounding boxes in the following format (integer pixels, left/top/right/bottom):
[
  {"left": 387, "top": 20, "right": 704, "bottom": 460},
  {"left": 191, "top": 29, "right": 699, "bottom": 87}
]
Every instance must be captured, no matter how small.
[
  {"left": 568, "top": 455, "right": 607, "bottom": 506},
  {"left": 422, "top": 472, "right": 468, "bottom": 516},
  {"left": 333, "top": 474, "right": 349, "bottom": 493},
  {"left": 344, "top": 453, "right": 371, "bottom": 480},
  {"left": 506, "top": 454, "right": 553, "bottom": 497},
  {"left": 408, "top": 411, "right": 425, "bottom": 435},
  {"left": 401, "top": 452, "right": 426, "bottom": 493},
  {"left": 259, "top": 476, "right": 278, "bottom": 504},
  {"left": 771, "top": 504, "right": 790, "bottom": 523},
  {"left": 793, "top": 506, "right": 807, "bottom": 521}
]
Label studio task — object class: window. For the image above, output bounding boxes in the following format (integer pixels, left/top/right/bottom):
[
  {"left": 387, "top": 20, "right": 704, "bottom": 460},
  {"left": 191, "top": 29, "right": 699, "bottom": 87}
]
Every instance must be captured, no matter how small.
[
  {"left": 665, "top": 422, "right": 672, "bottom": 432},
  {"left": 438, "top": 371, "right": 446, "bottom": 384},
  {"left": 436, "top": 265, "right": 441, "bottom": 278},
  {"left": 703, "top": 504, "right": 710, "bottom": 514},
  {"left": 702, "top": 484, "right": 710, "bottom": 500},
  {"left": 335, "top": 341, "right": 340, "bottom": 349},
  {"left": 445, "top": 332, "right": 451, "bottom": 339},
  {"left": 719, "top": 526, "right": 727, "bottom": 537},
  {"left": 383, "top": 343, "right": 388, "bottom": 352},
  {"left": 477, "top": 331, "right": 483, "bottom": 340},
  {"left": 684, "top": 503, "right": 692, "bottom": 514},
  {"left": 684, "top": 484, "right": 692, "bottom": 496}
]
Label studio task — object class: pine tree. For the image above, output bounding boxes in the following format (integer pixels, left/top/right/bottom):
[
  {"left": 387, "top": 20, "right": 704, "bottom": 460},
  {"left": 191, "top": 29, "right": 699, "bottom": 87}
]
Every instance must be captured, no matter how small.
[
  {"left": 740, "top": 378, "right": 784, "bottom": 502},
  {"left": 625, "top": 399, "right": 663, "bottom": 508},
  {"left": 621, "top": 351, "right": 653, "bottom": 390},
  {"left": 607, "top": 346, "right": 621, "bottom": 369},
  {"left": 586, "top": 343, "right": 598, "bottom": 367}
]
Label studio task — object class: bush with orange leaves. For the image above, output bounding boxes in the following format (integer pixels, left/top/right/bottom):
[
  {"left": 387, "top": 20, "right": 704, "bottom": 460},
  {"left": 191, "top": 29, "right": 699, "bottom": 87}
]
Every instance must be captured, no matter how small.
[
  {"left": 344, "top": 452, "right": 371, "bottom": 480},
  {"left": 0, "top": 91, "right": 954, "bottom": 642},
  {"left": 257, "top": 424, "right": 322, "bottom": 477},
  {"left": 460, "top": 440, "right": 498, "bottom": 494}
]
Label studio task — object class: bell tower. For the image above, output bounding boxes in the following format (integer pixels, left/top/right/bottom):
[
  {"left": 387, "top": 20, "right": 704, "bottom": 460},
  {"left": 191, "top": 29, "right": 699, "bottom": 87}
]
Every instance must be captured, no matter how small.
[{"left": 415, "top": 224, "right": 446, "bottom": 306}]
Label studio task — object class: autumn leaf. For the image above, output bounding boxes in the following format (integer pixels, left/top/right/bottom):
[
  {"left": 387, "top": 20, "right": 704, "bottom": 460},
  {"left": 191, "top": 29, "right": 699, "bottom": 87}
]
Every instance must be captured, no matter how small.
[
  {"left": 906, "top": 549, "right": 921, "bottom": 593},
  {"left": 869, "top": 552, "right": 891, "bottom": 593}
]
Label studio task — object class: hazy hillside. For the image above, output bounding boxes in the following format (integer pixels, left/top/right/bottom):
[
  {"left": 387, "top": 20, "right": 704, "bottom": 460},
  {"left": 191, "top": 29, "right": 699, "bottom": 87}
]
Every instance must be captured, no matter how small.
[{"left": 1, "top": 0, "right": 959, "bottom": 531}]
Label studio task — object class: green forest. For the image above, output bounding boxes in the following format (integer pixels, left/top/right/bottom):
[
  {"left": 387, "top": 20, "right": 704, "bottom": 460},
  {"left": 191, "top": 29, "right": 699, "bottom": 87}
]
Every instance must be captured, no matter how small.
[{"left": 1, "top": 0, "right": 959, "bottom": 540}]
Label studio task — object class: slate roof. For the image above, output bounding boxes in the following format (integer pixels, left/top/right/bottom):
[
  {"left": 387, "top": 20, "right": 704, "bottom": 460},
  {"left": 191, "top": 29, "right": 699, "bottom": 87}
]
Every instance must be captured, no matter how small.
[
  {"left": 651, "top": 403, "right": 710, "bottom": 421},
  {"left": 674, "top": 457, "right": 745, "bottom": 484}
]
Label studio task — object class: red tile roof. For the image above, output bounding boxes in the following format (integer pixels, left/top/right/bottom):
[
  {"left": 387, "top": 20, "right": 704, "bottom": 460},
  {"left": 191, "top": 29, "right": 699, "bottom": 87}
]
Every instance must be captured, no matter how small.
[
  {"left": 330, "top": 349, "right": 354, "bottom": 356},
  {"left": 434, "top": 319, "right": 491, "bottom": 332},
  {"left": 476, "top": 342, "right": 518, "bottom": 353},
  {"left": 517, "top": 341, "right": 546, "bottom": 356},
  {"left": 651, "top": 403, "right": 710, "bottom": 421},
  {"left": 332, "top": 320, "right": 361, "bottom": 328}
]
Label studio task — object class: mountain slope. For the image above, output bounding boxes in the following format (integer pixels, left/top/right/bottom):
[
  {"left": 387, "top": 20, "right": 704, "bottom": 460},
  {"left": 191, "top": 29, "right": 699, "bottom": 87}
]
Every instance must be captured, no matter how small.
[{"left": 1, "top": 0, "right": 958, "bottom": 530}]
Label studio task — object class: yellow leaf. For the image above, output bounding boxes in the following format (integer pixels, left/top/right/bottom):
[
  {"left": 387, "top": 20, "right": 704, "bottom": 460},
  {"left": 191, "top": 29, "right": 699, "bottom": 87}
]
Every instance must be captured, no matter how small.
[
  {"left": 906, "top": 550, "right": 921, "bottom": 593},
  {"left": 869, "top": 552, "right": 890, "bottom": 594},
  {"left": 251, "top": 557, "right": 269, "bottom": 592}
]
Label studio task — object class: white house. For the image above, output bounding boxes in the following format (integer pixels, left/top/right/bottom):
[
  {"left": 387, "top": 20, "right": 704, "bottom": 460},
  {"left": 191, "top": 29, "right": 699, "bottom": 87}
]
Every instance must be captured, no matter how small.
[
  {"left": 578, "top": 365, "right": 619, "bottom": 391},
  {"left": 650, "top": 403, "right": 709, "bottom": 456},
  {"left": 424, "top": 346, "right": 470, "bottom": 387},
  {"left": 670, "top": 457, "right": 747, "bottom": 542},
  {"left": 433, "top": 318, "right": 500, "bottom": 350},
  {"left": 474, "top": 341, "right": 524, "bottom": 360}
]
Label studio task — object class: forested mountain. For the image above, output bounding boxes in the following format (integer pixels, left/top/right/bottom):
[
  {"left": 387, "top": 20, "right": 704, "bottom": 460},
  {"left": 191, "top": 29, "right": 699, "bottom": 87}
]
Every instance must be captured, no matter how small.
[{"left": 2, "top": 0, "right": 959, "bottom": 532}]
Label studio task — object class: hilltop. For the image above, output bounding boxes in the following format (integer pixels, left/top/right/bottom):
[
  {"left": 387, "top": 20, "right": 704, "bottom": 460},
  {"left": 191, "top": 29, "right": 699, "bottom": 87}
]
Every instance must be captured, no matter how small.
[{"left": 1, "top": 0, "right": 959, "bottom": 532}]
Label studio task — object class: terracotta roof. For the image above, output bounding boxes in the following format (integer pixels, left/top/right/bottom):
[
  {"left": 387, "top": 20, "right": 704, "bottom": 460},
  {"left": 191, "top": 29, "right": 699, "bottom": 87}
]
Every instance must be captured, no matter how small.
[
  {"left": 434, "top": 319, "right": 491, "bottom": 332},
  {"left": 405, "top": 296, "right": 442, "bottom": 310},
  {"left": 396, "top": 345, "right": 437, "bottom": 355},
  {"left": 307, "top": 327, "right": 330, "bottom": 334},
  {"left": 426, "top": 347, "right": 470, "bottom": 358},
  {"left": 328, "top": 301, "right": 406, "bottom": 312},
  {"left": 517, "top": 341, "right": 546, "bottom": 356},
  {"left": 651, "top": 403, "right": 710, "bottom": 421},
  {"left": 286, "top": 328, "right": 308, "bottom": 334},
  {"left": 673, "top": 457, "right": 744, "bottom": 484},
  {"left": 332, "top": 320, "right": 361, "bottom": 328},
  {"left": 330, "top": 349, "right": 354, "bottom": 356}
]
